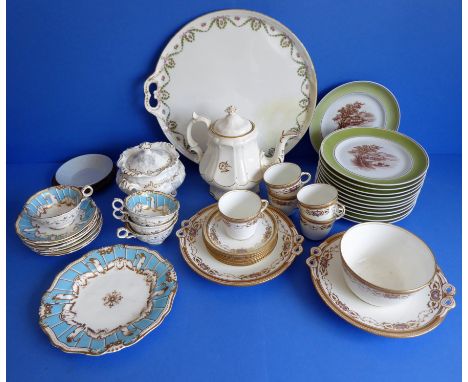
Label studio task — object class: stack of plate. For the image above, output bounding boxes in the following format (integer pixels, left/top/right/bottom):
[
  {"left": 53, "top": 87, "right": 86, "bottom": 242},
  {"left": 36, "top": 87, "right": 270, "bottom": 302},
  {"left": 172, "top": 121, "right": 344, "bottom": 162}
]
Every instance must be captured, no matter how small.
[
  {"left": 202, "top": 206, "right": 278, "bottom": 266},
  {"left": 15, "top": 198, "right": 103, "bottom": 256},
  {"left": 315, "top": 127, "right": 429, "bottom": 223}
]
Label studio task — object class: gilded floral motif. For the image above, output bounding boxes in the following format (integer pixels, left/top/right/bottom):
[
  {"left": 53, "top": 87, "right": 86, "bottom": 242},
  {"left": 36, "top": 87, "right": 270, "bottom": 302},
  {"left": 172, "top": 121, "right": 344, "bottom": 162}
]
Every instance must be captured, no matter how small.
[
  {"left": 103, "top": 290, "right": 123, "bottom": 308},
  {"left": 218, "top": 161, "right": 231, "bottom": 173}
]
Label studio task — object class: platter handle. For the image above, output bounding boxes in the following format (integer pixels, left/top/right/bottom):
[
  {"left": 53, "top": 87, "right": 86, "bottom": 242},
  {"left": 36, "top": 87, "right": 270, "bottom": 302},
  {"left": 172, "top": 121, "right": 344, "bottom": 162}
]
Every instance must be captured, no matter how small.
[
  {"left": 306, "top": 247, "right": 322, "bottom": 269},
  {"left": 143, "top": 76, "right": 159, "bottom": 116}
]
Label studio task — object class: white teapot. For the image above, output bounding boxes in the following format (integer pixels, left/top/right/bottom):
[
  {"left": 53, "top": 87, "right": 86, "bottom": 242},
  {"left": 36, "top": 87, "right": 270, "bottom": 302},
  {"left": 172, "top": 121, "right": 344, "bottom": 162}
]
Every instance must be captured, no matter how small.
[{"left": 186, "top": 106, "right": 296, "bottom": 199}]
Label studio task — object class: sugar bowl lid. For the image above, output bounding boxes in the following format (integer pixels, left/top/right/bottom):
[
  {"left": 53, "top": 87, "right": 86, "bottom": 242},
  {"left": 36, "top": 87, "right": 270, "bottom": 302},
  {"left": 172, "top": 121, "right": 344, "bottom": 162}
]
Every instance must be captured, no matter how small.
[
  {"left": 117, "top": 142, "right": 179, "bottom": 177},
  {"left": 212, "top": 106, "right": 253, "bottom": 137}
]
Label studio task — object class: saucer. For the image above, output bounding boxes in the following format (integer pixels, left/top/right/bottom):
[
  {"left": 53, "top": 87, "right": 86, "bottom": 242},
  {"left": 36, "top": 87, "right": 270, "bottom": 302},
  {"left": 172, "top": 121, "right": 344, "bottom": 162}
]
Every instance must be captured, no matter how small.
[
  {"left": 203, "top": 208, "right": 277, "bottom": 258},
  {"left": 306, "top": 232, "right": 456, "bottom": 338},
  {"left": 28, "top": 213, "right": 103, "bottom": 256},
  {"left": 177, "top": 204, "right": 303, "bottom": 286},
  {"left": 39, "top": 245, "right": 177, "bottom": 355},
  {"left": 16, "top": 198, "right": 97, "bottom": 243}
]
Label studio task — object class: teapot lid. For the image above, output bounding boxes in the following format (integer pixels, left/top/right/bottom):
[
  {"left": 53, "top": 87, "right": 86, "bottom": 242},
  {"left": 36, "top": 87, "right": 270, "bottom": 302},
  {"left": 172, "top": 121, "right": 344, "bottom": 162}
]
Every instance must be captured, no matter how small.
[{"left": 212, "top": 106, "right": 253, "bottom": 137}]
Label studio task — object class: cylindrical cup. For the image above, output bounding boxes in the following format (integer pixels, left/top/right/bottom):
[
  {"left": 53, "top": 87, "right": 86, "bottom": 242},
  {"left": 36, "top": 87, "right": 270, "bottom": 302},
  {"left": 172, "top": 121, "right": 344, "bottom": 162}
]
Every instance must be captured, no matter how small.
[
  {"left": 263, "top": 162, "right": 311, "bottom": 199},
  {"left": 297, "top": 184, "right": 345, "bottom": 222},
  {"left": 218, "top": 190, "right": 268, "bottom": 240}
]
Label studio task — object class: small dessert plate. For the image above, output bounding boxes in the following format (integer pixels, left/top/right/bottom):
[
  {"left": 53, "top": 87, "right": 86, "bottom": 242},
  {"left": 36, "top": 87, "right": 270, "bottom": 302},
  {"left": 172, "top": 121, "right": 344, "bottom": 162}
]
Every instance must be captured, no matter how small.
[
  {"left": 177, "top": 204, "right": 303, "bottom": 286},
  {"left": 16, "top": 198, "right": 97, "bottom": 243},
  {"left": 306, "top": 232, "right": 455, "bottom": 338},
  {"left": 54, "top": 154, "right": 115, "bottom": 191},
  {"left": 203, "top": 208, "right": 277, "bottom": 257},
  {"left": 39, "top": 245, "right": 177, "bottom": 355}
]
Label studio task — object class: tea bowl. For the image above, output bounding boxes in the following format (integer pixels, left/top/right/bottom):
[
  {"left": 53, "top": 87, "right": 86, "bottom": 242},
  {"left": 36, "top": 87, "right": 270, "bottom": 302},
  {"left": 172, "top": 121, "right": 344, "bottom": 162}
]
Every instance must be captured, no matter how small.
[
  {"left": 24, "top": 185, "right": 93, "bottom": 230},
  {"left": 112, "top": 191, "right": 179, "bottom": 227},
  {"left": 340, "top": 222, "right": 437, "bottom": 306},
  {"left": 116, "top": 223, "right": 174, "bottom": 245}
]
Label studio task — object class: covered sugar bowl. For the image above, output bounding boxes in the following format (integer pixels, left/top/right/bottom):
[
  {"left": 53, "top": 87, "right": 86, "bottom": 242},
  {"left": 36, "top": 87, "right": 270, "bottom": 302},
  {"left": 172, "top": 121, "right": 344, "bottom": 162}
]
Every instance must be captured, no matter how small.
[{"left": 116, "top": 141, "right": 185, "bottom": 195}]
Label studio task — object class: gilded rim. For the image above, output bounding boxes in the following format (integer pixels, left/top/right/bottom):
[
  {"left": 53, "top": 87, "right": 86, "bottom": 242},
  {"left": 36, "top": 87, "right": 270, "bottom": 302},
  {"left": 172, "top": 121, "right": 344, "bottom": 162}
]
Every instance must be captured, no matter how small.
[
  {"left": 202, "top": 208, "right": 278, "bottom": 259},
  {"left": 178, "top": 204, "right": 303, "bottom": 286},
  {"left": 263, "top": 163, "right": 302, "bottom": 189},
  {"left": 267, "top": 190, "right": 298, "bottom": 201},
  {"left": 308, "top": 232, "right": 452, "bottom": 338},
  {"left": 209, "top": 121, "right": 255, "bottom": 138},
  {"left": 218, "top": 190, "right": 265, "bottom": 223},
  {"left": 299, "top": 213, "right": 335, "bottom": 225},
  {"left": 340, "top": 223, "right": 437, "bottom": 294},
  {"left": 39, "top": 244, "right": 178, "bottom": 355}
]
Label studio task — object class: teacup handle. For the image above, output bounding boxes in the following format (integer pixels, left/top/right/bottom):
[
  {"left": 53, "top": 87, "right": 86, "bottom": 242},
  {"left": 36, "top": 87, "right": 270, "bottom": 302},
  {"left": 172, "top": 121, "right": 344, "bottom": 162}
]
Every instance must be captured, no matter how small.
[
  {"left": 334, "top": 202, "right": 346, "bottom": 220},
  {"left": 113, "top": 209, "right": 129, "bottom": 222},
  {"left": 112, "top": 198, "right": 125, "bottom": 211},
  {"left": 81, "top": 185, "right": 93, "bottom": 198},
  {"left": 260, "top": 199, "right": 269, "bottom": 213},
  {"left": 300, "top": 172, "right": 312, "bottom": 185},
  {"left": 117, "top": 227, "right": 135, "bottom": 239}
]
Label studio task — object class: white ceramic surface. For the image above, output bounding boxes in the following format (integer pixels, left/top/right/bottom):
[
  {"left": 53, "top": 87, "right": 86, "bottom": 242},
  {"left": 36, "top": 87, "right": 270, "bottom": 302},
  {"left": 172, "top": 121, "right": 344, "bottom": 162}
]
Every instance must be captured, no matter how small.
[
  {"left": 55, "top": 154, "right": 114, "bottom": 188},
  {"left": 300, "top": 217, "right": 333, "bottom": 241},
  {"left": 144, "top": 10, "right": 317, "bottom": 163},
  {"left": 307, "top": 233, "right": 455, "bottom": 338},
  {"left": 267, "top": 193, "right": 297, "bottom": 216},
  {"left": 340, "top": 223, "right": 436, "bottom": 306},
  {"left": 218, "top": 190, "right": 268, "bottom": 240}
]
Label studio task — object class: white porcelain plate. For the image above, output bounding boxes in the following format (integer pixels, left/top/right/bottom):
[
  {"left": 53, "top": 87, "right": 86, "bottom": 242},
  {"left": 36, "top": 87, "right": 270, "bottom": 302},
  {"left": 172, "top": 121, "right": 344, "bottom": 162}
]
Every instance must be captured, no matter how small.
[
  {"left": 177, "top": 205, "right": 303, "bottom": 286},
  {"left": 306, "top": 233, "right": 455, "bottom": 337},
  {"left": 144, "top": 9, "right": 317, "bottom": 162},
  {"left": 333, "top": 136, "right": 413, "bottom": 180},
  {"left": 39, "top": 245, "right": 177, "bottom": 355}
]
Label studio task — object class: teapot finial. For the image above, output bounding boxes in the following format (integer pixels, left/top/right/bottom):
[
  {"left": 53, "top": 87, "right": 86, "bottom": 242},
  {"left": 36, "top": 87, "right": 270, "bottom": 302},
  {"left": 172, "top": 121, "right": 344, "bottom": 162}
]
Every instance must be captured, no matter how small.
[{"left": 225, "top": 105, "right": 237, "bottom": 115}]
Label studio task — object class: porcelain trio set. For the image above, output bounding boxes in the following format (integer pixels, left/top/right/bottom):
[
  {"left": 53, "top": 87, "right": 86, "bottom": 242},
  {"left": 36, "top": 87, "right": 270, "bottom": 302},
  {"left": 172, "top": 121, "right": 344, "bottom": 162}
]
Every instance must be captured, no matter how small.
[{"left": 14, "top": 9, "right": 456, "bottom": 355}]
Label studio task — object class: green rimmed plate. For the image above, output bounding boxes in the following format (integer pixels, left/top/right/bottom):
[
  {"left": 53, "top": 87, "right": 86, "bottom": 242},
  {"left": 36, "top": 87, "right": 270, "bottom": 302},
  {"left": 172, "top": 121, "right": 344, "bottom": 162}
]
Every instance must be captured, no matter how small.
[
  {"left": 309, "top": 81, "right": 400, "bottom": 152},
  {"left": 320, "top": 127, "right": 429, "bottom": 186},
  {"left": 315, "top": 170, "right": 423, "bottom": 200},
  {"left": 344, "top": 204, "right": 416, "bottom": 223},
  {"left": 317, "top": 155, "right": 425, "bottom": 191}
]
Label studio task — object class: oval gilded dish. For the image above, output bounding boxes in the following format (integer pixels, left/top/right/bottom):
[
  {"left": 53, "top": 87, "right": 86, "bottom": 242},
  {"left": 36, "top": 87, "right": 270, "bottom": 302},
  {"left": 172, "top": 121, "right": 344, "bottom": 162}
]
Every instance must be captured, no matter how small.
[{"left": 39, "top": 245, "right": 177, "bottom": 355}]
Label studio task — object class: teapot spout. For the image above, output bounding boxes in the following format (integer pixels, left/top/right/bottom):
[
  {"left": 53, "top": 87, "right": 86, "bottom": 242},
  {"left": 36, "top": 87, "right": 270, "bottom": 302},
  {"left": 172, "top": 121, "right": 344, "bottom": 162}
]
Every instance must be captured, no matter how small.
[{"left": 261, "top": 131, "right": 297, "bottom": 169}]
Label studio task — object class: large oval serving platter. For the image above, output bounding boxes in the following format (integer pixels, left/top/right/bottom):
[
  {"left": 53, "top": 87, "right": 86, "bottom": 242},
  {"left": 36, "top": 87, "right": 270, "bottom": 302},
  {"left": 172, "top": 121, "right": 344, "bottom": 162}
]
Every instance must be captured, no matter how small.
[
  {"left": 144, "top": 9, "right": 317, "bottom": 162},
  {"left": 39, "top": 245, "right": 177, "bottom": 355}
]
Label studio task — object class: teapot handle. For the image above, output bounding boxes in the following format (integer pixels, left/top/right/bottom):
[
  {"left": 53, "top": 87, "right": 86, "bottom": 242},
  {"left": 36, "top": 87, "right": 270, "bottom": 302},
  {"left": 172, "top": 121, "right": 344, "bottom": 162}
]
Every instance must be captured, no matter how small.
[{"left": 186, "top": 112, "right": 210, "bottom": 163}]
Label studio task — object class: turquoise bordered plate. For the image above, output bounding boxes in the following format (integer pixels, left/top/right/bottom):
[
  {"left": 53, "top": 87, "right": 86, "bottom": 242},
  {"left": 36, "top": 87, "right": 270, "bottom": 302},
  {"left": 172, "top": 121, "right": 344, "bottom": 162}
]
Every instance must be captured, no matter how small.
[
  {"left": 39, "top": 245, "right": 177, "bottom": 355},
  {"left": 309, "top": 81, "right": 400, "bottom": 152},
  {"left": 16, "top": 198, "right": 97, "bottom": 243},
  {"left": 320, "top": 127, "right": 429, "bottom": 186}
]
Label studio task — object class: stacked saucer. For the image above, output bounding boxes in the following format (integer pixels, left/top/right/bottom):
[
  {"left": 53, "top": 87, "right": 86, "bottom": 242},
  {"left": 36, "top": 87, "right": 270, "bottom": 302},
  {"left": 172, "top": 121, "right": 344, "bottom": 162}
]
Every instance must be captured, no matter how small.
[
  {"left": 316, "top": 127, "right": 429, "bottom": 223},
  {"left": 202, "top": 206, "right": 278, "bottom": 266},
  {"left": 16, "top": 186, "right": 102, "bottom": 256}
]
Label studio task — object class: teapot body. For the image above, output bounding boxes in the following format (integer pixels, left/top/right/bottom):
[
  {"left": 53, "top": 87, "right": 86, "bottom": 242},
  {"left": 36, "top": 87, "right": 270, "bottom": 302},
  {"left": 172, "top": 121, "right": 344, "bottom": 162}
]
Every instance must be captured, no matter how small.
[{"left": 200, "top": 127, "right": 263, "bottom": 199}]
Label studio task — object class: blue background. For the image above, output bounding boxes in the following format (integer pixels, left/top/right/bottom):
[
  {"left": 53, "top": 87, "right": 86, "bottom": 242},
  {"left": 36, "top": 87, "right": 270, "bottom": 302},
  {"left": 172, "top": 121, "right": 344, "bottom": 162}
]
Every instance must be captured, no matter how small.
[{"left": 7, "top": 1, "right": 461, "bottom": 381}]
